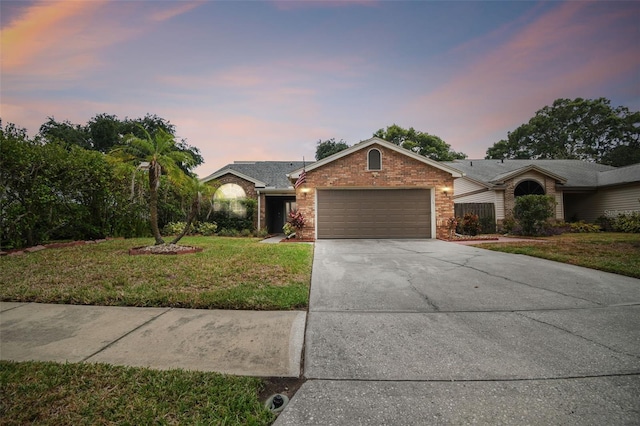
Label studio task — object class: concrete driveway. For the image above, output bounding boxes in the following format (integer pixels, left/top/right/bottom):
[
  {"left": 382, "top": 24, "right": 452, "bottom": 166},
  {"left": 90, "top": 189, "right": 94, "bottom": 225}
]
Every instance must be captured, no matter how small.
[{"left": 276, "top": 239, "right": 640, "bottom": 425}]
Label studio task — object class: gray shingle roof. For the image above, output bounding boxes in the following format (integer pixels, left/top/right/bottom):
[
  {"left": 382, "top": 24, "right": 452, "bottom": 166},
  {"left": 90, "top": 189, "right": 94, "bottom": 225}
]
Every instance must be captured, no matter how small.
[
  {"left": 205, "top": 161, "right": 311, "bottom": 189},
  {"left": 597, "top": 163, "right": 640, "bottom": 186},
  {"left": 442, "top": 159, "right": 624, "bottom": 188}
]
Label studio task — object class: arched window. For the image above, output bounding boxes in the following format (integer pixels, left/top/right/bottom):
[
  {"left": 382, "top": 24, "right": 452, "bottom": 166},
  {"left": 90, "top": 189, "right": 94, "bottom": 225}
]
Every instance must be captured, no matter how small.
[
  {"left": 214, "top": 183, "right": 247, "bottom": 217},
  {"left": 368, "top": 148, "right": 381, "bottom": 171},
  {"left": 514, "top": 180, "right": 545, "bottom": 197}
]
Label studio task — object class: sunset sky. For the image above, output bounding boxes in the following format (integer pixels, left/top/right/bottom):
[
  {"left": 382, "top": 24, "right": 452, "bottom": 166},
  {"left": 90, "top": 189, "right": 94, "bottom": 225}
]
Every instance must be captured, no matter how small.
[{"left": 2, "top": 0, "right": 639, "bottom": 178}]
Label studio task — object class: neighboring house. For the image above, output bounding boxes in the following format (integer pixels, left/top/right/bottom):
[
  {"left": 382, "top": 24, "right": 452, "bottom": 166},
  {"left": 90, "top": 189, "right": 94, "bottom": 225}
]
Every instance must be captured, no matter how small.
[
  {"left": 202, "top": 137, "right": 462, "bottom": 239},
  {"left": 443, "top": 159, "right": 640, "bottom": 224}
]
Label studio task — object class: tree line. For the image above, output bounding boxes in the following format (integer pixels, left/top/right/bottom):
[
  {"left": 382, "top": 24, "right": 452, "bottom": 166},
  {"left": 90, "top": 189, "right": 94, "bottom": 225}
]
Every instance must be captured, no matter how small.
[
  {"left": 316, "top": 98, "right": 639, "bottom": 168},
  {"left": 0, "top": 115, "right": 211, "bottom": 249}
]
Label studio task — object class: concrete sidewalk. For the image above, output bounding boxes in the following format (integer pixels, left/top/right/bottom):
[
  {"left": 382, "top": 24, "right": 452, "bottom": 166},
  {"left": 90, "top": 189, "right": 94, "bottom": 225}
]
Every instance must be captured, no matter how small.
[{"left": 0, "top": 302, "right": 305, "bottom": 377}]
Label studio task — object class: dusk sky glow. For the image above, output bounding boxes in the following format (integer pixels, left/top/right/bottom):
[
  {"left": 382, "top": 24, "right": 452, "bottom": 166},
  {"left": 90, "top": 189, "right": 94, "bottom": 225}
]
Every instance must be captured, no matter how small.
[{"left": 2, "top": 0, "right": 639, "bottom": 178}]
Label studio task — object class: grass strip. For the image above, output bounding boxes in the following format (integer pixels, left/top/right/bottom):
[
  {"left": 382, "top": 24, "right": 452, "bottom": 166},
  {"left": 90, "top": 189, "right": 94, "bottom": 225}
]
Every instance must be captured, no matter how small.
[
  {"left": 0, "top": 361, "right": 274, "bottom": 425},
  {"left": 478, "top": 232, "right": 640, "bottom": 278},
  {"left": 0, "top": 237, "right": 313, "bottom": 310}
]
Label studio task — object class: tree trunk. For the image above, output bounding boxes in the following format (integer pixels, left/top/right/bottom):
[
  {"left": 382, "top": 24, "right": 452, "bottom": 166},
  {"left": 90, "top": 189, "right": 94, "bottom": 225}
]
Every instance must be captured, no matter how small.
[
  {"left": 171, "top": 197, "right": 199, "bottom": 245},
  {"left": 149, "top": 162, "right": 165, "bottom": 245}
]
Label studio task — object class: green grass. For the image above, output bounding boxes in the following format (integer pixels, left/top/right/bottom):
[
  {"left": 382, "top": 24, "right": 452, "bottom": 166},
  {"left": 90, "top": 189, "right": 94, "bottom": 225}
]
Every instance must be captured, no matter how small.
[
  {"left": 0, "top": 237, "right": 313, "bottom": 310},
  {"left": 479, "top": 232, "right": 640, "bottom": 278},
  {"left": 0, "top": 361, "right": 274, "bottom": 425}
]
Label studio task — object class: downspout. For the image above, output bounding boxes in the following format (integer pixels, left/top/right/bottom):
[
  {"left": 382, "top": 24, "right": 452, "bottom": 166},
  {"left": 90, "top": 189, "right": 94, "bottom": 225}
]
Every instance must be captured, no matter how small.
[{"left": 257, "top": 189, "right": 261, "bottom": 230}]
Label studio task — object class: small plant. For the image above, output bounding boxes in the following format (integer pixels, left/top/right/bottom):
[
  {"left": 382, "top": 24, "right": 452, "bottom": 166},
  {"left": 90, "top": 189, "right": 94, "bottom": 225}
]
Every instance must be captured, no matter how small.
[
  {"left": 283, "top": 222, "right": 296, "bottom": 238},
  {"left": 447, "top": 217, "right": 458, "bottom": 239},
  {"left": 460, "top": 212, "right": 481, "bottom": 236},
  {"left": 285, "top": 209, "right": 306, "bottom": 238}
]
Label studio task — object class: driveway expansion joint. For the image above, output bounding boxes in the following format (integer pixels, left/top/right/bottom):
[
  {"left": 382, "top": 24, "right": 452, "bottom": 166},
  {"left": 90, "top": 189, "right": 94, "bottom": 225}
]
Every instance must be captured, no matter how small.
[
  {"left": 304, "top": 372, "right": 640, "bottom": 383},
  {"left": 516, "top": 310, "right": 640, "bottom": 360}
]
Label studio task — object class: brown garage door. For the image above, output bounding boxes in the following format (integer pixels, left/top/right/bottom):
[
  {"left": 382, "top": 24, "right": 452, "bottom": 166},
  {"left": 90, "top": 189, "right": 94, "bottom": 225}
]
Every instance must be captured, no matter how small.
[{"left": 317, "top": 189, "right": 431, "bottom": 239}]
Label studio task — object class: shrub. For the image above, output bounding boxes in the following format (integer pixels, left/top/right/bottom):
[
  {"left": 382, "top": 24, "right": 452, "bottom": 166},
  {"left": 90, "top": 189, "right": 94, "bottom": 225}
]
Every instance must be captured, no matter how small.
[
  {"left": 595, "top": 215, "right": 614, "bottom": 232},
  {"left": 217, "top": 228, "right": 239, "bottom": 237},
  {"left": 513, "top": 195, "right": 556, "bottom": 236},
  {"left": 162, "top": 222, "right": 189, "bottom": 236},
  {"left": 255, "top": 228, "right": 269, "bottom": 238},
  {"left": 501, "top": 216, "right": 516, "bottom": 234},
  {"left": 568, "top": 221, "right": 601, "bottom": 233},
  {"left": 288, "top": 209, "right": 306, "bottom": 230},
  {"left": 240, "top": 229, "right": 252, "bottom": 237},
  {"left": 197, "top": 222, "right": 217, "bottom": 236},
  {"left": 612, "top": 213, "right": 640, "bottom": 233},
  {"left": 459, "top": 212, "right": 481, "bottom": 236},
  {"left": 479, "top": 216, "right": 496, "bottom": 234}
]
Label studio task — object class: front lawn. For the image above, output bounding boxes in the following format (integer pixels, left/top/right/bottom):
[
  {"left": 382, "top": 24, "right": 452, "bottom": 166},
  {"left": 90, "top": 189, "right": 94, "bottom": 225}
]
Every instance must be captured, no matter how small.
[
  {"left": 0, "top": 361, "right": 274, "bottom": 425},
  {"left": 478, "top": 233, "right": 640, "bottom": 278},
  {"left": 0, "top": 237, "right": 313, "bottom": 310}
]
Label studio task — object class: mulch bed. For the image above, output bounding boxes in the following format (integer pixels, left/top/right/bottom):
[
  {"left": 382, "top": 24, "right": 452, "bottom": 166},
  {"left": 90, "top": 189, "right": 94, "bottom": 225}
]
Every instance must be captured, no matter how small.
[
  {"left": 128, "top": 244, "right": 203, "bottom": 255},
  {"left": 280, "top": 238, "right": 315, "bottom": 243}
]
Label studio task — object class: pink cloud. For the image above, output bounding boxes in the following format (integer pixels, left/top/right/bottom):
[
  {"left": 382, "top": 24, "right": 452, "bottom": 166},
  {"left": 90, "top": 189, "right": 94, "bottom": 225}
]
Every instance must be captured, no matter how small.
[
  {"left": 406, "top": 2, "right": 640, "bottom": 158},
  {"left": 271, "top": 0, "right": 378, "bottom": 11},
  {"left": 148, "top": 1, "right": 205, "bottom": 22},
  {"left": 1, "top": 0, "right": 109, "bottom": 72}
]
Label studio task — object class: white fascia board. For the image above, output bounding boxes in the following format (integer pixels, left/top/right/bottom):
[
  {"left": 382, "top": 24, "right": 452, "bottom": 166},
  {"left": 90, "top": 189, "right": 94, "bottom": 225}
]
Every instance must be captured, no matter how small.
[
  {"left": 200, "top": 168, "right": 267, "bottom": 187},
  {"left": 288, "top": 137, "right": 464, "bottom": 179}
]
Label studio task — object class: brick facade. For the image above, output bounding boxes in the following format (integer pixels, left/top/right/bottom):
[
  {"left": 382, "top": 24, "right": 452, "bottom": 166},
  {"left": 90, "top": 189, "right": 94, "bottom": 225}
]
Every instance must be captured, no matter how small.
[{"left": 295, "top": 143, "right": 455, "bottom": 240}]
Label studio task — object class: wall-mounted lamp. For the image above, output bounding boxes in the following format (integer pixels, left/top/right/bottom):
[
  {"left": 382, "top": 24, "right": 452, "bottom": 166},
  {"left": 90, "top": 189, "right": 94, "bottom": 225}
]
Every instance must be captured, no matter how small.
[
  {"left": 442, "top": 187, "right": 450, "bottom": 196},
  {"left": 300, "top": 187, "right": 311, "bottom": 198}
]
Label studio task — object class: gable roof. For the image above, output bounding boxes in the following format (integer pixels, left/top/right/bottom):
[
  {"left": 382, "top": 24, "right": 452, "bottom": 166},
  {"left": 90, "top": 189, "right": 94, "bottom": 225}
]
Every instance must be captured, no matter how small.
[
  {"left": 288, "top": 137, "right": 464, "bottom": 179},
  {"left": 488, "top": 165, "right": 567, "bottom": 185},
  {"left": 201, "top": 161, "right": 309, "bottom": 189},
  {"left": 443, "top": 159, "right": 623, "bottom": 188}
]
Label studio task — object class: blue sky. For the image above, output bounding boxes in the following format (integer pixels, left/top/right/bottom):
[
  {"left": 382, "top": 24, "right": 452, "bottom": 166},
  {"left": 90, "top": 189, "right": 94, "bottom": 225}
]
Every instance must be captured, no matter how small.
[{"left": 2, "top": 0, "right": 639, "bottom": 178}]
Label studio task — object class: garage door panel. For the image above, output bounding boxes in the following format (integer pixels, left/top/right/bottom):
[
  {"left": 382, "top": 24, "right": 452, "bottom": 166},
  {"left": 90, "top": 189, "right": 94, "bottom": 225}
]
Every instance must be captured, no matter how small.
[{"left": 317, "top": 189, "right": 431, "bottom": 239}]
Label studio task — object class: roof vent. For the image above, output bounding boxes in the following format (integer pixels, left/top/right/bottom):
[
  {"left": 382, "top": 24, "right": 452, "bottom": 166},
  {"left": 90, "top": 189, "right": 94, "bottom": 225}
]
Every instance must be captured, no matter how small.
[{"left": 470, "top": 161, "right": 473, "bottom": 167}]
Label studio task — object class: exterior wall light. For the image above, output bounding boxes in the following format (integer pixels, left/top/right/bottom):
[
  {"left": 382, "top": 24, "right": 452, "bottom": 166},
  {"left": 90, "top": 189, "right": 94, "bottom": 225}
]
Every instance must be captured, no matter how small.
[{"left": 442, "top": 187, "right": 450, "bottom": 196}]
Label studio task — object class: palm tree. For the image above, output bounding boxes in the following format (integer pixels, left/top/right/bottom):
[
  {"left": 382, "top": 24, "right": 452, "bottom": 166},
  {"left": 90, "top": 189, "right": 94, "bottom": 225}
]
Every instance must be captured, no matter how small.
[{"left": 113, "top": 127, "right": 196, "bottom": 245}]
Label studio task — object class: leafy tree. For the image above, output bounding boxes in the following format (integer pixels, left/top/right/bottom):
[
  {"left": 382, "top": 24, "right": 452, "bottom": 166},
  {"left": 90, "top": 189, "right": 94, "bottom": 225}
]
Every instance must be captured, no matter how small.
[
  {"left": 39, "top": 114, "right": 203, "bottom": 169},
  {"left": 315, "top": 138, "right": 349, "bottom": 160},
  {"left": 1, "top": 120, "right": 117, "bottom": 248},
  {"left": 486, "top": 98, "right": 640, "bottom": 166},
  {"left": 39, "top": 117, "right": 90, "bottom": 149},
  {"left": 513, "top": 195, "right": 556, "bottom": 236},
  {"left": 112, "top": 127, "right": 197, "bottom": 245},
  {"left": 374, "top": 124, "right": 467, "bottom": 161}
]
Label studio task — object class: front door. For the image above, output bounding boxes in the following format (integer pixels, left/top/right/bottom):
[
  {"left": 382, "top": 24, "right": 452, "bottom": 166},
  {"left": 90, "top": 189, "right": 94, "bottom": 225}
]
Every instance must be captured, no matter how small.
[{"left": 266, "top": 196, "right": 297, "bottom": 234}]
